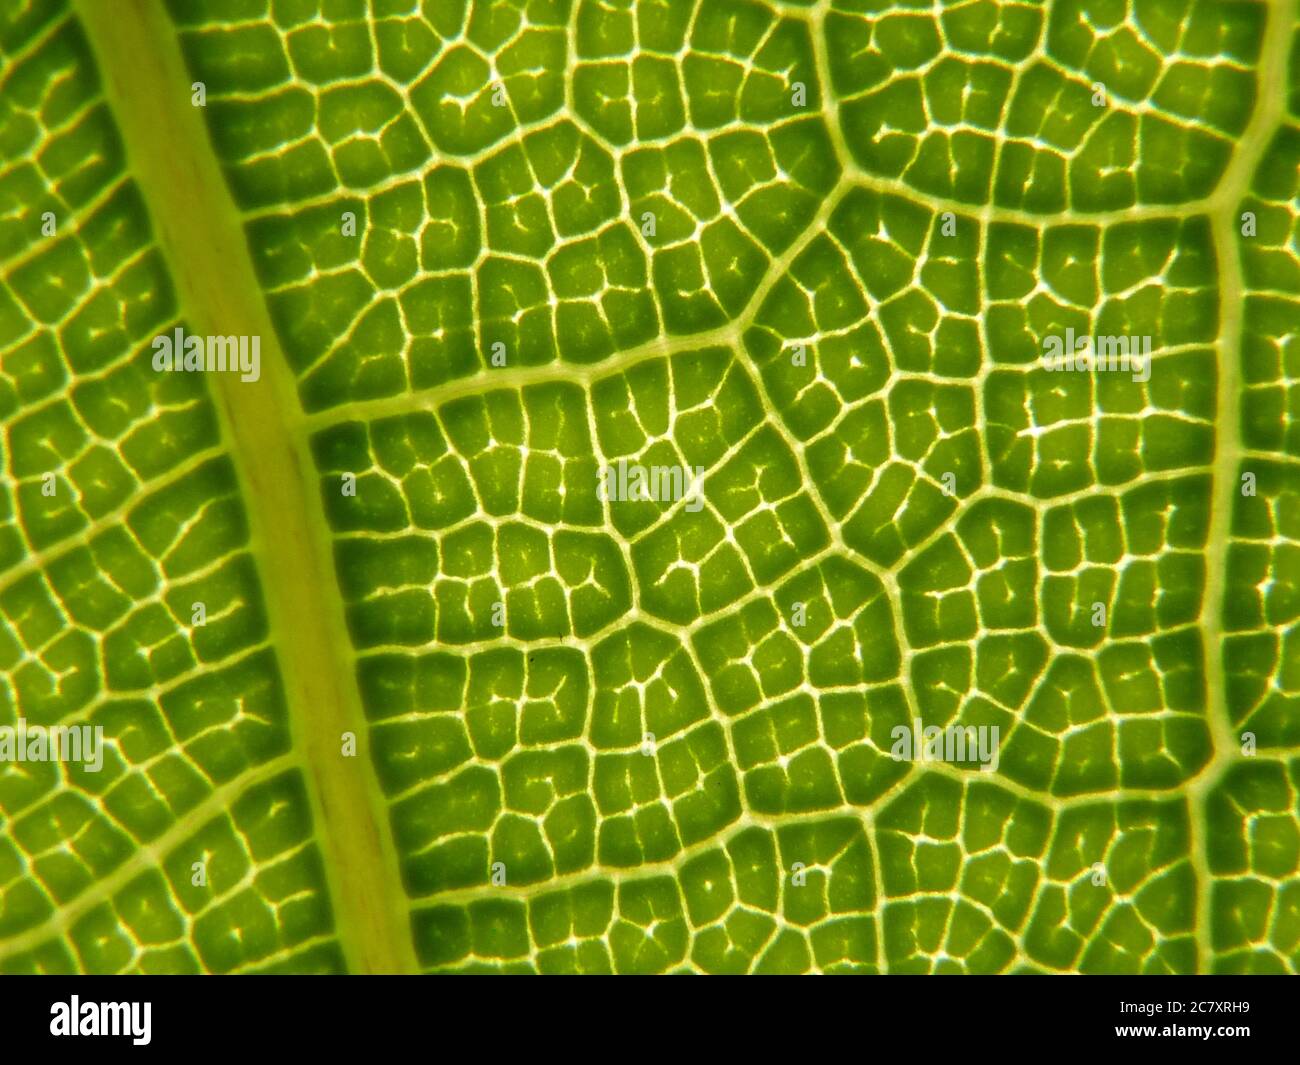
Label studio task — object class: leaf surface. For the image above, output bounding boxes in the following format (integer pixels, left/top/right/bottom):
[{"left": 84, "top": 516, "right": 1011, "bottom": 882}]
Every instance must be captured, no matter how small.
[{"left": 0, "top": 0, "right": 1298, "bottom": 974}]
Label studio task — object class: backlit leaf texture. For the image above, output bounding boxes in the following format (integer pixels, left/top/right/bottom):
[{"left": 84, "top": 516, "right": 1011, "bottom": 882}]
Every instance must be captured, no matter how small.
[{"left": 0, "top": 0, "right": 1297, "bottom": 974}]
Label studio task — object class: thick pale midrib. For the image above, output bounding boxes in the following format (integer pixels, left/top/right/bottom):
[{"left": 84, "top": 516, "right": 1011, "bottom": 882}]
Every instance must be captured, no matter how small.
[
  {"left": 74, "top": 0, "right": 418, "bottom": 973},
  {"left": 1191, "top": 0, "right": 1298, "bottom": 975}
]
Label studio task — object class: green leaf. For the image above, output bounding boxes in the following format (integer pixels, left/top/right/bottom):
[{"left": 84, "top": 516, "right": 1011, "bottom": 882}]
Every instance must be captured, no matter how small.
[{"left": 0, "top": 0, "right": 1298, "bottom": 974}]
